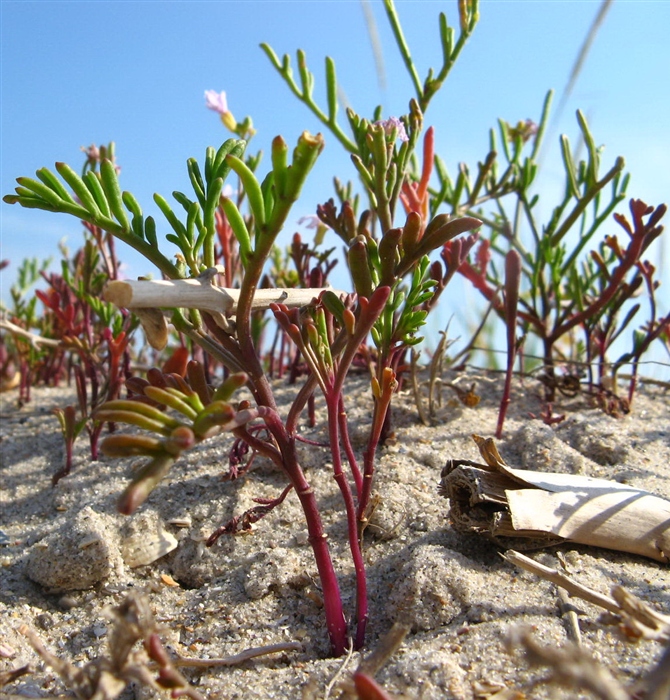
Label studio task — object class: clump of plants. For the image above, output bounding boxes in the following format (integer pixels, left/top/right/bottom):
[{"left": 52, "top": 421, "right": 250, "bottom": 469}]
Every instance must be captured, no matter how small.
[
  {"left": 3, "top": 0, "right": 668, "bottom": 657},
  {"left": 0, "top": 145, "right": 140, "bottom": 481}
]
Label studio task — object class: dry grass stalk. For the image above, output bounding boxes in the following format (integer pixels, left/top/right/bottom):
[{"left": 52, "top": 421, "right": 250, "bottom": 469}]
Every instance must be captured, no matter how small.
[{"left": 336, "top": 623, "right": 409, "bottom": 699}]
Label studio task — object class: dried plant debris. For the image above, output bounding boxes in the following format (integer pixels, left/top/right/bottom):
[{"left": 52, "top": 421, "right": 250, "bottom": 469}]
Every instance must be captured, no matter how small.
[
  {"left": 17, "top": 592, "right": 204, "bottom": 700},
  {"left": 335, "top": 623, "right": 409, "bottom": 699},
  {"left": 0, "top": 664, "right": 30, "bottom": 688},
  {"left": 507, "top": 626, "right": 670, "bottom": 700},
  {"left": 14, "top": 592, "right": 301, "bottom": 700},
  {"left": 504, "top": 550, "right": 670, "bottom": 642},
  {"left": 441, "top": 434, "right": 670, "bottom": 562},
  {"left": 506, "top": 627, "right": 630, "bottom": 700}
]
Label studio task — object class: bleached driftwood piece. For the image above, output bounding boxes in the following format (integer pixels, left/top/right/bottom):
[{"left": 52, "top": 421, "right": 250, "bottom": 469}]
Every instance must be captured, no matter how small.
[
  {"left": 103, "top": 275, "right": 345, "bottom": 350},
  {"left": 440, "top": 434, "right": 670, "bottom": 563},
  {"left": 103, "top": 279, "right": 339, "bottom": 316}
]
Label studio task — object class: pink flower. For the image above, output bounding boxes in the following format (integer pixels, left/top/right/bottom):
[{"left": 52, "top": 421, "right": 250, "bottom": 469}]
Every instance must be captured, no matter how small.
[
  {"left": 298, "top": 215, "right": 322, "bottom": 230},
  {"left": 374, "top": 116, "right": 409, "bottom": 143},
  {"left": 205, "top": 90, "right": 238, "bottom": 132},
  {"left": 205, "top": 90, "right": 229, "bottom": 116}
]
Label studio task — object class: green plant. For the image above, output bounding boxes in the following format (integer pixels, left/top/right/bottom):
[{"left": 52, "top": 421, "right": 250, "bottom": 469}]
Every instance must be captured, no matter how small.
[{"left": 4, "top": 0, "right": 668, "bottom": 657}]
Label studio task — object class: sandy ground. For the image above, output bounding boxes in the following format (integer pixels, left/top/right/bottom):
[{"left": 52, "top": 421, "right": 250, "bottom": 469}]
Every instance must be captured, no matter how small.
[{"left": 1, "top": 369, "right": 669, "bottom": 699}]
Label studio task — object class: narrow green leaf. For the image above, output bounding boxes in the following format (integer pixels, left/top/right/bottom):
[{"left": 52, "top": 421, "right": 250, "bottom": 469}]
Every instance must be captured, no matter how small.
[
  {"left": 530, "top": 89, "right": 553, "bottom": 161},
  {"left": 96, "top": 399, "right": 182, "bottom": 426},
  {"left": 101, "top": 160, "right": 131, "bottom": 230},
  {"left": 15, "top": 177, "right": 62, "bottom": 208},
  {"left": 83, "top": 171, "right": 111, "bottom": 218},
  {"left": 187, "top": 157, "right": 206, "bottom": 207},
  {"left": 121, "top": 190, "right": 142, "bottom": 218},
  {"left": 118, "top": 454, "right": 176, "bottom": 515},
  {"left": 297, "top": 48, "right": 314, "bottom": 98},
  {"left": 154, "top": 193, "right": 188, "bottom": 240},
  {"left": 172, "top": 190, "right": 195, "bottom": 213},
  {"left": 101, "top": 434, "right": 165, "bottom": 457},
  {"left": 35, "top": 167, "right": 76, "bottom": 204},
  {"left": 325, "top": 55, "right": 338, "bottom": 122},
  {"left": 577, "top": 110, "right": 599, "bottom": 185},
  {"left": 204, "top": 177, "right": 223, "bottom": 230},
  {"left": 497, "top": 120, "right": 512, "bottom": 163},
  {"left": 560, "top": 135, "right": 580, "bottom": 198},
  {"left": 320, "top": 290, "right": 346, "bottom": 324},
  {"left": 439, "top": 12, "right": 453, "bottom": 60},
  {"left": 226, "top": 155, "right": 265, "bottom": 228},
  {"left": 55, "top": 161, "right": 101, "bottom": 217},
  {"left": 220, "top": 197, "right": 252, "bottom": 262},
  {"left": 204, "top": 146, "right": 216, "bottom": 187},
  {"left": 130, "top": 213, "right": 144, "bottom": 240},
  {"left": 212, "top": 139, "right": 246, "bottom": 181},
  {"left": 192, "top": 401, "right": 236, "bottom": 438},
  {"left": 144, "top": 216, "right": 158, "bottom": 247},
  {"left": 211, "top": 372, "right": 248, "bottom": 402},
  {"left": 94, "top": 409, "right": 173, "bottom": 435},
  {"left": 271, "top": 136, "right": 289, "bottom": 198},
  {"left": 143, "top": 386, "right": 199, "bottom": 420}
]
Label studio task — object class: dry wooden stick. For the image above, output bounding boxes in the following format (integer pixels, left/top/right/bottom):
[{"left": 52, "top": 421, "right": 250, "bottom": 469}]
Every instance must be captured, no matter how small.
[
  {"left": 0, "top": 318, "right": 61, "bottom": 348},
  {"left": 104, "top": 278, "right": 342, "bottom": 316},
  {"left": 504, "top": 550, "right": 670, "bottom": 642},
  {"left": 173, "top": 641, "right": 302, "bottom": 668},
  {"left": 103, "top": 276, "right": 345, "bottom": 349},
  {"left": 502, "top": 550, "right": 621, "bottom": 614}
]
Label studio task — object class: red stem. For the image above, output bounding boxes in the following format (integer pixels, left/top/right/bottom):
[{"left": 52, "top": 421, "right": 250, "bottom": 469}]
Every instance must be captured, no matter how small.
[
  {"left": 496, "top": 250, "right": 521, "bottom": 438},
  {"left": 326, "top": 387, "right": 368, "bottom": 649},
  {"left": 338, "top": 394, "right": 362, "bottom": 495},
  {"left": 260, "top": 403, "right": 348, "bottom": 655}
]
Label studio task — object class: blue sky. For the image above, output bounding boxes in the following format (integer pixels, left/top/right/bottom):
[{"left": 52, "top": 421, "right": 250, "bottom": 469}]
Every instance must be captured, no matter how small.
[{"left": 2, "top": 1, "right": 669, "bottom": 365}]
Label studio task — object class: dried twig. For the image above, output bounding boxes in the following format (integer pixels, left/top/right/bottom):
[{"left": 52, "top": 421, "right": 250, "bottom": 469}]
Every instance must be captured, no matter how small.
[
  {"left": 503, "top": 550, "right": 620, "bottom": 615},
  {"left": 504, "top": 550, "right": 670, "bottom": 641},
  {"left": 0, "top": 318, "right": 61, "bottom": 348},
  {"left": 104, "top": 278, "right": 341, "bottom": 315},
  {"left": 0, "top": 665, "right": 31, "bottom": 688},
  {"left": 173, "top": 641, "right": 303, "bottom": 668},
  {"left": 323, "top": 639, "right": 355, "bottom": 700},
  {"left": 507, "top": 627, "right": 629, "bottom": 700},
  {"left": 338, "top": 623, "right": 408, "bottom": 698}
]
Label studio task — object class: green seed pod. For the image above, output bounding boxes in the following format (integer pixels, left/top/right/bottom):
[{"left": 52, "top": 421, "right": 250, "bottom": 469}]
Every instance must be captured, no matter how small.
[
  {"left": 347, "top": 236, "right": 374, "bottom": 299},
  {"left": 378, "top": 227, "right": 402, "bottom": 287},
  {"left": 400, "top": 211, "right": 423, "bottom": 262}
]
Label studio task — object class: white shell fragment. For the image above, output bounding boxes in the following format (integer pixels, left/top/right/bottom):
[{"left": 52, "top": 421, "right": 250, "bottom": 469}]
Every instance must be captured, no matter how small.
[
  {"left": 167, "top": 516, "right": 192, "bottom": 528},
  {"left": 120, "top": 512, "right": 178, "bottom": 568}
]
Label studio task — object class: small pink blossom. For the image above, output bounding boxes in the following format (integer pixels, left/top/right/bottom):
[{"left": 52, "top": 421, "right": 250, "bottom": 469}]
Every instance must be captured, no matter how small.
[
  {"left": 298, "top": 215, "right": 322, "bottom": 230},
  {"left": 205, "top": 90, "right": 229, "bottom": 116},
  {"left": 81, "top": 144, "right": 100, "bottom": 162},
  {"left": 374, "top": 116, "right": 409, "bottom": 143}
]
